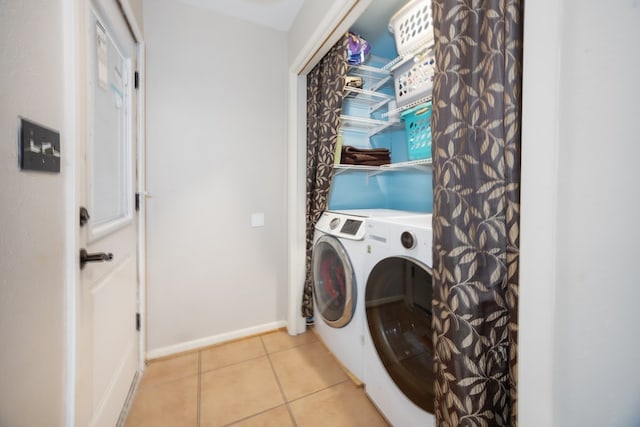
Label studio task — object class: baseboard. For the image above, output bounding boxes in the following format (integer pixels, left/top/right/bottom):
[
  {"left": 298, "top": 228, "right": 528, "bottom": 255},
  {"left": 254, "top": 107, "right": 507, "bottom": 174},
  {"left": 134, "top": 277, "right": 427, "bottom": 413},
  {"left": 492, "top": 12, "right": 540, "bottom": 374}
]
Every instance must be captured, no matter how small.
[{"left": 145, "top": 320, "right": 288, "bottom": 360}]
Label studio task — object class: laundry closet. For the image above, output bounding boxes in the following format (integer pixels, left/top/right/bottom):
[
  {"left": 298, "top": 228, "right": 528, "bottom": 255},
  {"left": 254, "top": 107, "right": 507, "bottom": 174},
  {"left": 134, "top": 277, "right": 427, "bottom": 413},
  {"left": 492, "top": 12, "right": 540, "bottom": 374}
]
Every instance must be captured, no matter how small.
[
  {"left": 328, "top": 0, "right": 434, "bottom": 213},
  {"left": 309, "top": 2, "right": 438, "bottom": 426}
]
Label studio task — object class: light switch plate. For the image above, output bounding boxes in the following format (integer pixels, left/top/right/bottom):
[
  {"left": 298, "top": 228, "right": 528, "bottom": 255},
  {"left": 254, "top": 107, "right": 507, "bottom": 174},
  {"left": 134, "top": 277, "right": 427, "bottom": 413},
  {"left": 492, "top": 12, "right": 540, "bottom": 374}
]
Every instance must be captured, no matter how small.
[{"left": 19, "top": 118, "right": 61, "bottom": 173}]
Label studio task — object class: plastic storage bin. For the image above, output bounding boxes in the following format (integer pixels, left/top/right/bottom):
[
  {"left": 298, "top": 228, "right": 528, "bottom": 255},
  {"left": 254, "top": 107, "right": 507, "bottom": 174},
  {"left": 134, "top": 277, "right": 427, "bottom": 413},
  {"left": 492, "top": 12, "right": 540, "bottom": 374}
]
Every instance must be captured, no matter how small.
[
  {"left": 388, "top": 0, "right": 434, "bottom": 56},
  {"left": 393, "top": 49, "right": 435, "bottom": 107},
  {"left": 401, "top": 102, "right": 432, "bottom": 160}
]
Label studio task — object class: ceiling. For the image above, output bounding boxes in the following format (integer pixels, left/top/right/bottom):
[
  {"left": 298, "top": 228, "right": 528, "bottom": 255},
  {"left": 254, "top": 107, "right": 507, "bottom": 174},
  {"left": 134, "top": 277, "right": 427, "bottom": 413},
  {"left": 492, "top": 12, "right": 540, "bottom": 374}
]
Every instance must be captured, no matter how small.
[{"left": 175, "top": 0, "right": 305, "bottom": 31}]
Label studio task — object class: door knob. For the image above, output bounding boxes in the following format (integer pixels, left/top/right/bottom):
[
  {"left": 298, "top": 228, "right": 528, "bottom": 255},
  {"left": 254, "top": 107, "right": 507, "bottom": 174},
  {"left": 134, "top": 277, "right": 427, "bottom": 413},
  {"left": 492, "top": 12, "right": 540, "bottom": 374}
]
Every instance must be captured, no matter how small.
[{"left": 80, "top": 249, "right": 113, "bottom": 269}]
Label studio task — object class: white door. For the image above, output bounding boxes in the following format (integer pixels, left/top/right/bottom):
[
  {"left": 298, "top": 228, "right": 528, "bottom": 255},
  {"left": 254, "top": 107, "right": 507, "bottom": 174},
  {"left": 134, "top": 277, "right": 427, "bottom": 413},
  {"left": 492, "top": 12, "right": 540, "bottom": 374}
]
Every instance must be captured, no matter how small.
[{"left": 79, "top": 2, "right": 139, "bottom": 426}]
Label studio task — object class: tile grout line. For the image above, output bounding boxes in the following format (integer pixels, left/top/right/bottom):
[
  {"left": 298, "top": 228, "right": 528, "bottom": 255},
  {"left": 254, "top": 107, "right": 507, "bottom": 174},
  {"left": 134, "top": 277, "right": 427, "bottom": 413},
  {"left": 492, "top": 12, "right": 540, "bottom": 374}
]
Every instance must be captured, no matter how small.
[
  {"left": 199, "top": 353, "right": 266, "bottom": 376},
  {"left": 261, "top": 336, "right": 299, "bottom": 427},
  {"left": 221, "top": 403, "right": 290, "bottom": 427},
  {"left": 285, "top": 378, "right": 352, "bottom": 404},
  {"left": 197, "top": 351, "right": 201, "bottom": 427}
]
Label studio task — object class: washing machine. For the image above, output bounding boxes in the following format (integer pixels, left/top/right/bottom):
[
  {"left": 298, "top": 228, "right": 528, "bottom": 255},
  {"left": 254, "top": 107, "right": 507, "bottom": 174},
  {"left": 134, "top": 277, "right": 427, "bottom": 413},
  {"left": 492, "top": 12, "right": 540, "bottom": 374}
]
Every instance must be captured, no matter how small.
[
  {"left": 363, "top": 214, "right": 435, "bottom": 427},
  {"left": 312, "top": 209, "right": 421, "bottom": 383}
]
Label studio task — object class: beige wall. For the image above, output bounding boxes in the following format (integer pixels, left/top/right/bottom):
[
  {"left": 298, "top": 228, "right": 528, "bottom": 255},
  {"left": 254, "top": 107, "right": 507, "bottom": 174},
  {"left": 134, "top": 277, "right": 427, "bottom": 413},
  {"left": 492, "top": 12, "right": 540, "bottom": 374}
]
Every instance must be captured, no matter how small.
[
  {"left": 0, "top": 0, "right": 67, "bottom": 425},
  {"left": 144, "top": 0, "right": 289, "bottom": 356}
]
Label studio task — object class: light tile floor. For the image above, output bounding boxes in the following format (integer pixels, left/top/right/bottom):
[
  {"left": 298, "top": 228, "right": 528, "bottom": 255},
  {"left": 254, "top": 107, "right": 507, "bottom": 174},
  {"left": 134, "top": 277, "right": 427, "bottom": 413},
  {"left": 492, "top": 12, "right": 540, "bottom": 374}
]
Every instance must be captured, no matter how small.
[{"left": 124, "top": 328, "right": 389, "bottom": 427}]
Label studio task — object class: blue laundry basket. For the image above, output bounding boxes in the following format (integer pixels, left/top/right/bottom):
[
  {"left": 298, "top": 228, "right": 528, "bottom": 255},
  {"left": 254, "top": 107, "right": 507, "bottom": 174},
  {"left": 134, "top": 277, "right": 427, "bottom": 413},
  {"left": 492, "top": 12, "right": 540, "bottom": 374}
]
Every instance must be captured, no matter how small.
[{"left": 400, "top": 102, "right": 432, "bottom": 160}]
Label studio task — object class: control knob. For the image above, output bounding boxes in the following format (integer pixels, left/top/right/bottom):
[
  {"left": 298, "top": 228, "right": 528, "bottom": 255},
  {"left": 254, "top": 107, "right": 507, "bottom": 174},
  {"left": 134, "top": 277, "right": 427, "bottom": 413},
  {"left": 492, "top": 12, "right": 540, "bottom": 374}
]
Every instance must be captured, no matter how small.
[{"left": 400, "top": 231, "right": 416, "bottom": 249}]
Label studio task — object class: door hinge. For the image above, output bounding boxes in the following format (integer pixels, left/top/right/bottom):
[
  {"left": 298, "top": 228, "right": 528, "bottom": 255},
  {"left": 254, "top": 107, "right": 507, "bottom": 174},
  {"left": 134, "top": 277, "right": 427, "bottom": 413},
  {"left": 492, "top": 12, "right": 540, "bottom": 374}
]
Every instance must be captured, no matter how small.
[
  {"left": 134, "top": 71, "right": 139, "bottom": 90},
  {"left": 79, "top": 206, "right": 90, "bottom": 227},
  {"left": 136, "top": 313, "right": 141, "bottom": 331},
  {"left": 135, "top": 192, "right": 140, "bottom": 211}
]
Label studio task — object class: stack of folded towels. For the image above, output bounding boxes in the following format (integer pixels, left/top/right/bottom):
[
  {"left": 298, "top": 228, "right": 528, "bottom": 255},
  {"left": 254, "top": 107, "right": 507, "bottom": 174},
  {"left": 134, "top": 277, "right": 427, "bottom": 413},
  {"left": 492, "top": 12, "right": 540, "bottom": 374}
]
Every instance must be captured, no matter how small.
[{"left": 340, "top": 145, "right": 391, "bottom": 166}]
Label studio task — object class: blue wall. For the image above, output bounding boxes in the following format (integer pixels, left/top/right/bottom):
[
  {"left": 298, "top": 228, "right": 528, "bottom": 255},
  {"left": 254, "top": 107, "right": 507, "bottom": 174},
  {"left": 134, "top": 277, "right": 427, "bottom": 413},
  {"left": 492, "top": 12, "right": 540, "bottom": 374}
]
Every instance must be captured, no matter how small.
[{"left": 328, "top": 36, "right": 433, "bottom": 213}]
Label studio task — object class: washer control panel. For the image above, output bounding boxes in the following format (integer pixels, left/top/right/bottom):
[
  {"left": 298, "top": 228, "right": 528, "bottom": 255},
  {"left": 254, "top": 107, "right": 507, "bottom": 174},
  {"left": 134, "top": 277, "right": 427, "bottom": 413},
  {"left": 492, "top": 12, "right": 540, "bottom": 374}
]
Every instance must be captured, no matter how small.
[
  {"left": 341, "top": 219, "right": 363, "bottom": 236},
  {"left": 315, "top": 212, "right": 366, "bottom": 240}
]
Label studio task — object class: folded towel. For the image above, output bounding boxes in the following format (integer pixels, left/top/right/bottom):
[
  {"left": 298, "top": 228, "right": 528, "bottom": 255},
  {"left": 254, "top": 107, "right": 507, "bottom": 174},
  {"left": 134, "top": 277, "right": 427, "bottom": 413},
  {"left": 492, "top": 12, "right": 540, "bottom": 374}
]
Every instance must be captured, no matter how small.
[
  {"left": 340, "top": 145, "right": 390, "bottom": 166},
  {"left": 344, "top": 152, "right": 390, "bottom": 162},
  {"left": 342, "top": 146, "right": 390, "bottom": 155}
]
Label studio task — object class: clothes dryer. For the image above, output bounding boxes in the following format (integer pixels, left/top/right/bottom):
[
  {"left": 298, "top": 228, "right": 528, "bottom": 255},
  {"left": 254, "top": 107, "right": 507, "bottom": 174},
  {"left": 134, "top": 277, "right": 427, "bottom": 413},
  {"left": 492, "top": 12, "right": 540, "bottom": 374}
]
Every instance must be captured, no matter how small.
[
  {"left": 312, "top": 209, "right": 421, "bottom": 383},
  {"left": 363, "top": 214, "right": 435, "bottom": 427}
]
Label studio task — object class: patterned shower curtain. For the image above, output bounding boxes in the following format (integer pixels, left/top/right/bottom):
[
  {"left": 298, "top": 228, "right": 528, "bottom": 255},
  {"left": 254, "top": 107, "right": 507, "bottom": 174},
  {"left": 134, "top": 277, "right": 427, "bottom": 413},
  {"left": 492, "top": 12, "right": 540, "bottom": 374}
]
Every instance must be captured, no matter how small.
[
  {"left": 301, "top": 36, "right": 349, "bottom": 319},
  {"left": 431, "top": 1, "right": 523, "bottom": 426}
]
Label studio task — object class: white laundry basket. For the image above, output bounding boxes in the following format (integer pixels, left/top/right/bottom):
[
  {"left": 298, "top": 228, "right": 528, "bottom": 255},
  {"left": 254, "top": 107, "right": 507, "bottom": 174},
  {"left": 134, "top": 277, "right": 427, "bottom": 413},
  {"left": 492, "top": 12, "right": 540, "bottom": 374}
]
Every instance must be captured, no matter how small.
[
  {"left": 392, "top": 48, "right": 435, "bottom": 107},
  {"left": 388, "top": 0, "right": 434, "bottom": 56}
]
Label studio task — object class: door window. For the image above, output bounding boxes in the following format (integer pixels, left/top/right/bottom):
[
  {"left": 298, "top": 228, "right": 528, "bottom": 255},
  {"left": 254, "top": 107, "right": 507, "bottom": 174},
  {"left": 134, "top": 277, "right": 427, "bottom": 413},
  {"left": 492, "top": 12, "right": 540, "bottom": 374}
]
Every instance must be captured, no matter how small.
[{"left": 89, "top": 18, "right": 133, "bottom": 240}]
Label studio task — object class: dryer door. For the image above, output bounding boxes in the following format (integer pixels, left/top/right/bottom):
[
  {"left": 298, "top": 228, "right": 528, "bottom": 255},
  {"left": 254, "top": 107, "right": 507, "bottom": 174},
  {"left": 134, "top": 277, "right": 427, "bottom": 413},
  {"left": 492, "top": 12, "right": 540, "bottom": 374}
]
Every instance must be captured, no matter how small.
[
  {"left": 365, "top": 256, "right": 435, "bottom": 413},
  {"left": 312, "top": 235, "right": 356, "bottom": 328}
]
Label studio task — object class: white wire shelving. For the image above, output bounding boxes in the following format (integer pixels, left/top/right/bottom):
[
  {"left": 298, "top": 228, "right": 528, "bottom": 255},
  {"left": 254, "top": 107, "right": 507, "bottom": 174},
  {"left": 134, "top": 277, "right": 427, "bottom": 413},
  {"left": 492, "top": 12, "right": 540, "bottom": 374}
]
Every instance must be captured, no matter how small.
[
  {"left": 337, "top": 52, "right": 434, "bottom": 177},
  {"left": 333, "top": 158, "right": 432, "bottom": 177}
]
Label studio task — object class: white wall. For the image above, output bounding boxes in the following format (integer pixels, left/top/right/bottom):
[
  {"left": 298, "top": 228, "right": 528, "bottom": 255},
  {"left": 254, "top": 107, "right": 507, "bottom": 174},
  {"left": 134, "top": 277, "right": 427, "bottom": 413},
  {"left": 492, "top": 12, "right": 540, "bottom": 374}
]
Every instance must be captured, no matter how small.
[
  {"left": 0, "top": 0, "right": 66, "bottom": 425},
  {"left": 520, "top": 0, "right": 640, "bottom": 426},
  {"left": 144, "top": 0, "right": 289, "bottom": 356},
  {"left": 553, "top": 1, "right": 640, "bottom": 425}
]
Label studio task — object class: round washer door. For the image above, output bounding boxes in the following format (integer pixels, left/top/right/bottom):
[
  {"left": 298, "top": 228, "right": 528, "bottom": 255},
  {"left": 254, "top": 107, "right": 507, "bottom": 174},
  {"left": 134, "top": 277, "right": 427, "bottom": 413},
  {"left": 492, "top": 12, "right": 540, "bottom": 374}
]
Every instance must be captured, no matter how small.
[
  {"left": 365, "top": 256, "right": 435, "bottom": 413},
  {"left": 312, "top": 235, "right": 356, "bottom": 328}
]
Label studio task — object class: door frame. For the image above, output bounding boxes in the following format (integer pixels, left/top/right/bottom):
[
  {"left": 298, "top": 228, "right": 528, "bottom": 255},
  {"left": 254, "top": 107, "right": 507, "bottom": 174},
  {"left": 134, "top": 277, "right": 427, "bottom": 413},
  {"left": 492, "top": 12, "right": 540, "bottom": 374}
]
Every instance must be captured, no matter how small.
[
  {"left": 286, "top": 0, "right": 371, "bottom": 335},
  {"left": 63, "top": 0, "right": 146, "bottom": 425}
]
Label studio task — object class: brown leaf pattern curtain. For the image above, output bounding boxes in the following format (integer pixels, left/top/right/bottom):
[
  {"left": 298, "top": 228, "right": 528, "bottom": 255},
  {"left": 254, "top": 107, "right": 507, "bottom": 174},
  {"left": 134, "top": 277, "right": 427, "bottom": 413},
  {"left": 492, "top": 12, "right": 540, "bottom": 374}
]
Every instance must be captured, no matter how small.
[
  {"left": 431, "top": 1, "right": 523, "bottom": 425},
  {"left": 301, "top": 36, "right": 349, "bottom": 318}
]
